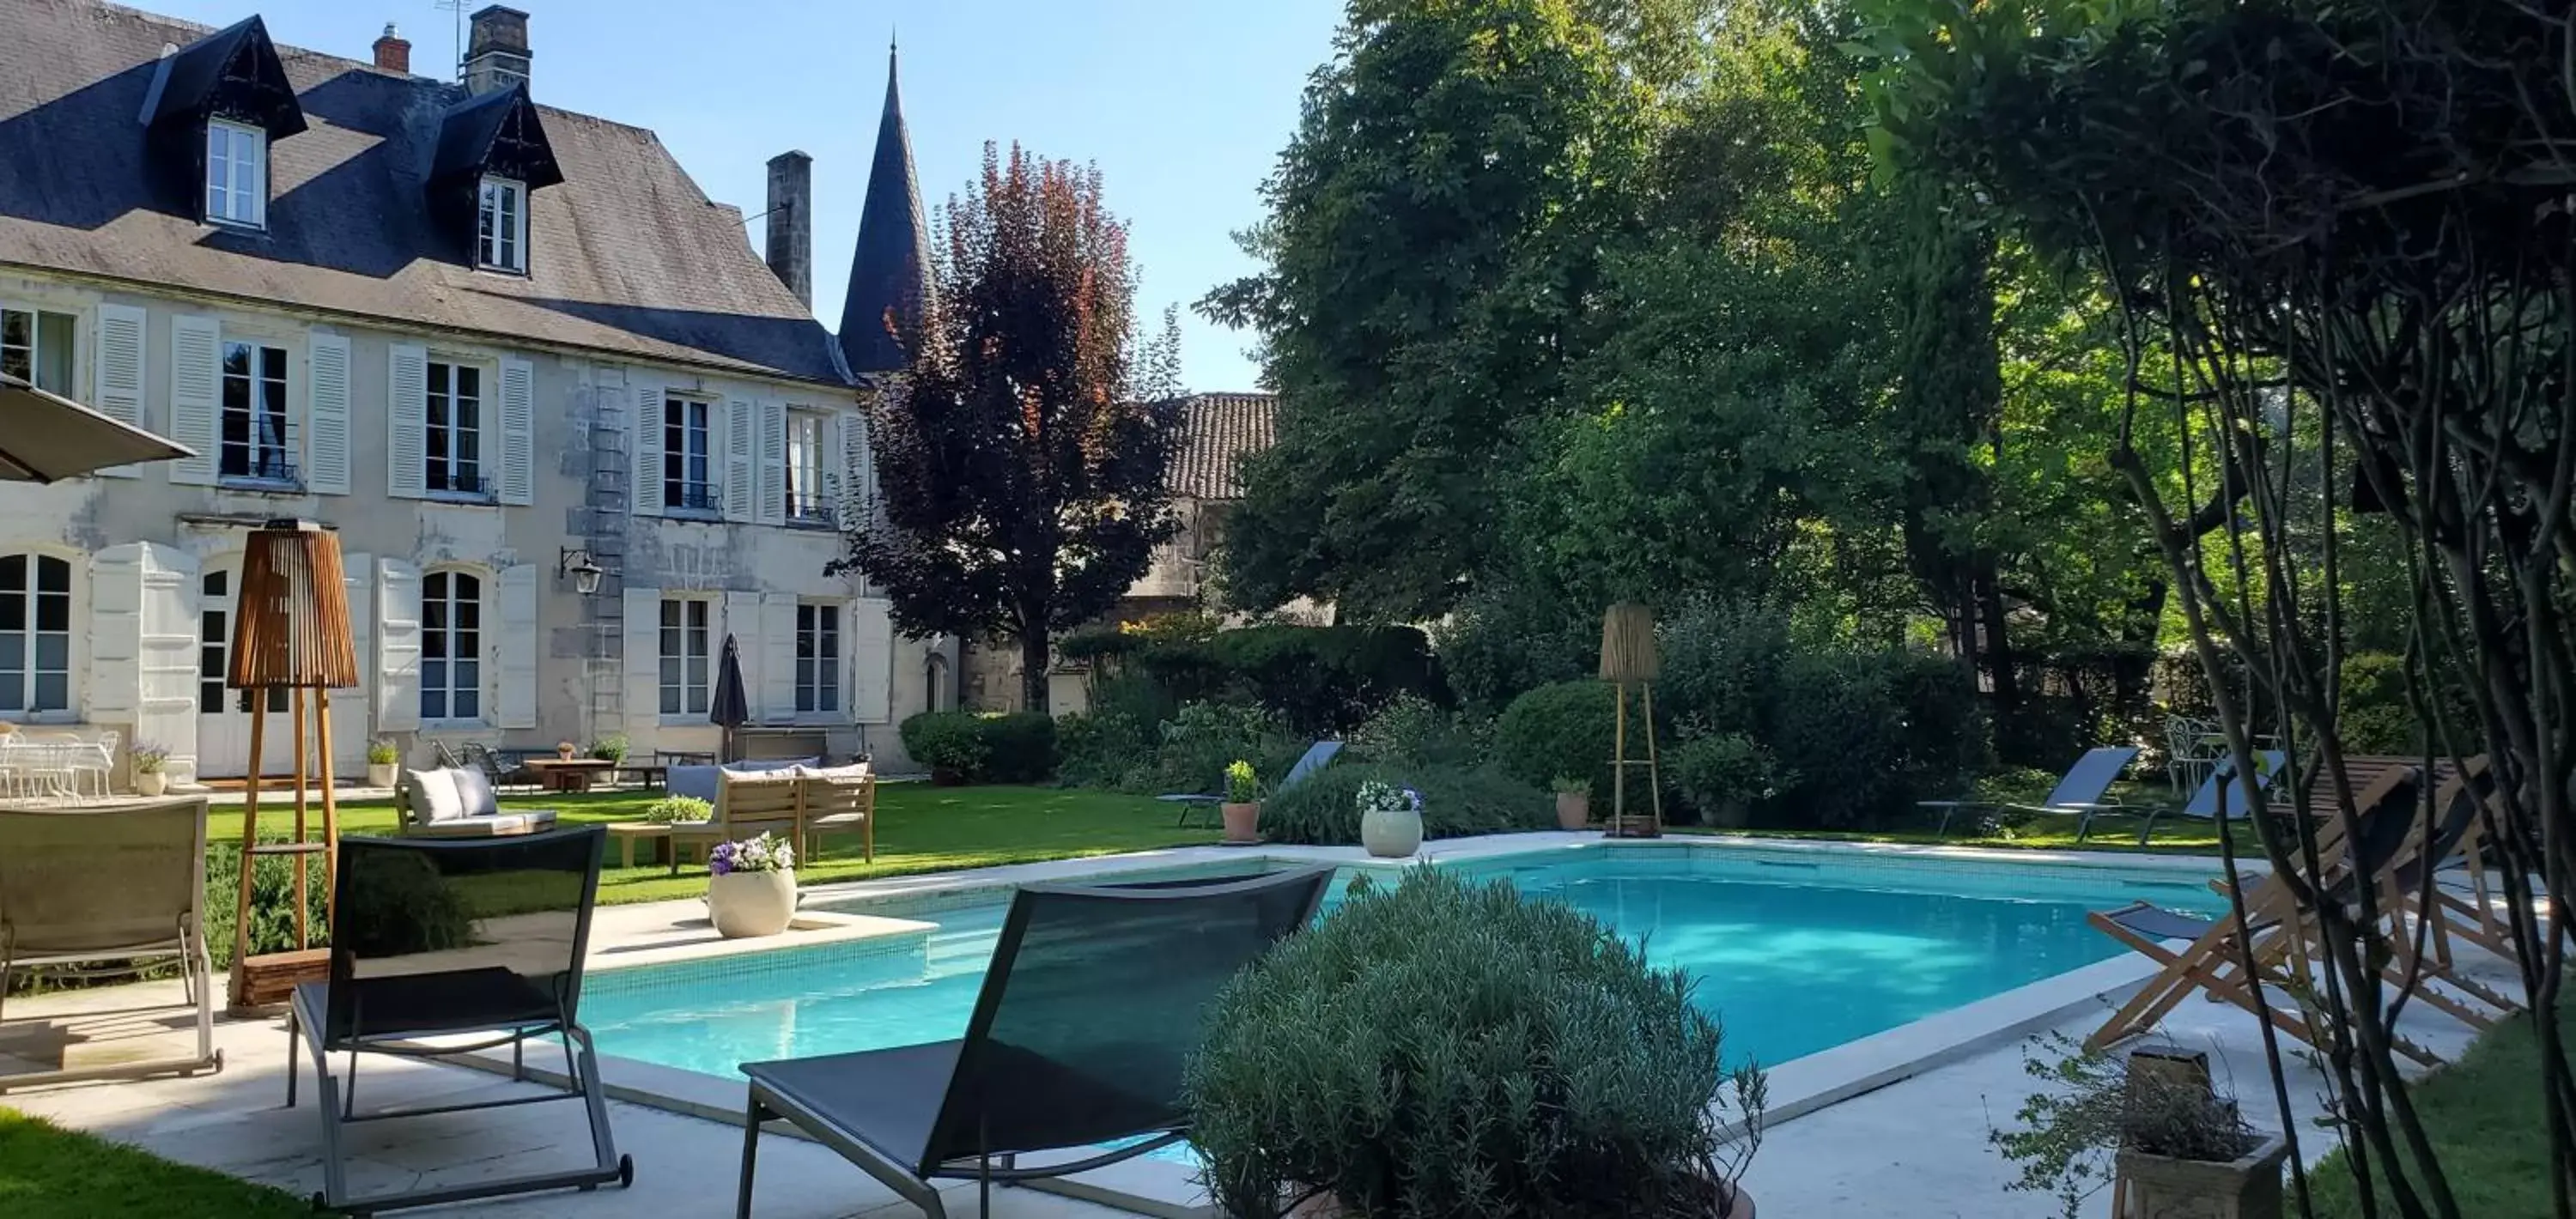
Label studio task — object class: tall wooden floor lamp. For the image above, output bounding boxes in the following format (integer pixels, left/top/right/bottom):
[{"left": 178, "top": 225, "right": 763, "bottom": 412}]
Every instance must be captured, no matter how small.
[
  {"left": 1601, "top": 602, "right": 1663, "bottom": 839},
  {"left": 225, "top": 519, "right": 359, "bottom": 1012}
]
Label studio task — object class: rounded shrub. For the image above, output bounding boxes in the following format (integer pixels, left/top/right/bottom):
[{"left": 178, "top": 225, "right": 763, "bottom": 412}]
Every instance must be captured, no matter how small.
[
  {"left": 1493, "top": 679, "right": 1621, "bottom": 797},
  {"left": 1186, "top": 868, "right": 1763, "bottom": 1218},
  {"left": 1257, "top": 762, "right": 1553, "bottom": 845},
  {"left": 900, "top": 711, "right": 988, "bottom": 777},
  {"left": 898, "top": 710, "right": 1057, "bottom": 783}
]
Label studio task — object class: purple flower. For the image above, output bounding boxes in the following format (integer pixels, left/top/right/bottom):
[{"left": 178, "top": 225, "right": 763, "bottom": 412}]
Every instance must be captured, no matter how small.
[
  {"left": 1403, "top": 786, "right": 1423, "bottom": 812},
  {"left": 708, "top": 841, "right": 738, "bottom": 876}
]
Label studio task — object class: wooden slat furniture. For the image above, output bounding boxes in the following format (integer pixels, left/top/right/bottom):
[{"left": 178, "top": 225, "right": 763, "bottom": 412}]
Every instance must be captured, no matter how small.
[
  {"left": 668, "top": 768, "right": 877, "bottom": 874},
  {"left": 524, "top": 757, "right": 617, "bottom": 792}
]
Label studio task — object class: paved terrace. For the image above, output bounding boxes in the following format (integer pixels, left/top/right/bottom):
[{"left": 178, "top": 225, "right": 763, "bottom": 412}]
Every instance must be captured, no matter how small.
[{"left": 0, "top": 834, "right": 2519, "bottom": 1217}]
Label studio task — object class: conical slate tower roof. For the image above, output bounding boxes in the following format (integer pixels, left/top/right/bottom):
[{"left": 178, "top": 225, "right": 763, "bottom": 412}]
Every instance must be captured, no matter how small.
[{"left": 838, "top": 43, "right": 935, "bottom": 378}]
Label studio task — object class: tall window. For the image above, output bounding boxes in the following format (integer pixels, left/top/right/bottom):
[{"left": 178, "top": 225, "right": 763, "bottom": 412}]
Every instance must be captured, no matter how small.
[
  {"left": 426, "top": 361, "right": 484, "bottom": 494},
  {"left": 205, "top": 118, "right": 266, "bottom": 228},
  {"left": 220, "top": 339, "right": 292, "bottom": 483},
  {"left": 0, "top": 306, "right": 76, "bottom": 395},
  {"left": 795, "top": 603, "right": 841, "bottom": 713},
  {"left": 477, "top": 178, "right": 526, "bottom": 273},
  {"left": 0, "top": 554, "right": 70, "bottom": 716},
  {"left": 662, "top": 395, "right": 714, "bottom": 512},
  {"left": 786, "top": 412, "right": 829, "bottom": 523},
  {"left": 659, "top": 597, "right": 710, "bottom": 715},
  {"left": 421, "top": 571, "right": 483, "bottom": 722},
  {"left": 198, "top": 569, "right": 284, "bottom": 714}
]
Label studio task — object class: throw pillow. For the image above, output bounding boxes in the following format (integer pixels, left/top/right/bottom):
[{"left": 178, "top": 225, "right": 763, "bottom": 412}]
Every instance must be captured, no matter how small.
[
  {"left": 449, "top": 767, "right": 499, "bottom": 818},
  {"left": 404, "top": 768, "right": 465, "bottom": 823}
]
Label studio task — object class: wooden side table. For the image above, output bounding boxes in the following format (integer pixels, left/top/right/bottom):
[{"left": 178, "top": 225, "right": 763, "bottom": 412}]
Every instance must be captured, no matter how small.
[{"left": 525, "top": 757, "right": 615, "bottom": 792}]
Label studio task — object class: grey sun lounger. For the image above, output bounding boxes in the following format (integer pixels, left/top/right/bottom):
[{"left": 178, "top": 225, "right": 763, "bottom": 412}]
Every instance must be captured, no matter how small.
[
  {"left": 1919, "top": 744, "right": 2140, "bottom": 840},
  {"left": 2133, "top": 749, "right": 2287, "bottom": 846},
  {"left": 0, "top": 797, "right": 220, "bottom": 1092},
  {"left": 734, "top": 864, "right": 1334, "bottom": 1218},
  {"left": 1158, "top": 739, "right": 1343, "bottom": 827},
  {"left": 287, "top": 827, "right": 631, "bottom": 1214}
]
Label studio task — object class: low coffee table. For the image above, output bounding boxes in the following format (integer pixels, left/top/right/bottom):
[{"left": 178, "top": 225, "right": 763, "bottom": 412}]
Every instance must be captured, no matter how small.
[
  {"left": 605, "top": 822, "right": 672, "bottom": 870},
  {"left": 525, "top": 756, "right": 616, "bottom": 792}
]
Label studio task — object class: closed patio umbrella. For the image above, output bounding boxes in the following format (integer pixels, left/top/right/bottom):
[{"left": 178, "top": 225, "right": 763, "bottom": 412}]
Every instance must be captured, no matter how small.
[
  {"left": 0, "top": 372, "right": 192, "bottom": 482},
  {"left": 710, "top": 634, "right": 751, "bottom": 761}
]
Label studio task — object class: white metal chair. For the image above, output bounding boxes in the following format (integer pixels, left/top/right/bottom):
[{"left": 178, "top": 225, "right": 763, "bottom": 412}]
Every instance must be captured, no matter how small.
[
  {"left": 2164, "top": 715, "right": 2223, "bottom": 795},
  {"left": 64, "top": 730, "right": 117, "bottom": 798}
]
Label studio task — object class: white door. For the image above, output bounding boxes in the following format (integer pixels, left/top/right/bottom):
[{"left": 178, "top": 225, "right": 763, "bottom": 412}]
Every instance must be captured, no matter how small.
[{"left": 195, "top": 565, "right": 295, "bottom": 779}]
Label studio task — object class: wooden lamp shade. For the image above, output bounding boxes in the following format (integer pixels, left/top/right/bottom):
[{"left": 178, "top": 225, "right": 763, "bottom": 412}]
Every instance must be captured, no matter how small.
[
  {"left": 1599, "top": 603, "right": 1659, "bottom": 683},
  {"left": 229, "top": 520, "right": 358, "bottom": 690}
]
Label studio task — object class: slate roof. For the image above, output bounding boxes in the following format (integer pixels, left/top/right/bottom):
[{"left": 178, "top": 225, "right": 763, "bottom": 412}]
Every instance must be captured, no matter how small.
[
  {"left": 837, "top": 45, "right": 934, "bottom": 378},
  {"left": 1164, "top": 392, "right": 1275, "bottom": 501},
  {"left": 0, "top": 0, "right": 848, "bottom": 388}
]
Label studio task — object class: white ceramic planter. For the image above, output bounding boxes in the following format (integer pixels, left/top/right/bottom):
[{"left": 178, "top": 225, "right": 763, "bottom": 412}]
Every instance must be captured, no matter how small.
[
  {"left": 134, "top": 771, "right": 168, "bottom": 797},
  {"left": 1360, "top": 805, "right": 1422, "bottom": 858},
  {"left": 708, "top": 869, "right": 798, "bottom": 938},
  {"left": 366, "top": 762, "right": 398, "bottom": 788}
]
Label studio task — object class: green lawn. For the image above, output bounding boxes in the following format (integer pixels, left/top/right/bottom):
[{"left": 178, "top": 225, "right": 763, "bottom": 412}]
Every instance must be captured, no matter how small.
[
  {"left": 2310, "top": 1005, "right": 2566, "bottom": 1219},
  {"left": 0, "top": 1110, "right": 308, "bottom": 1218},
  {"left": 1671, "top": 777, "right": 2265, "bottom": 857},
  {"left": 209, "top": 784, "right": 1222, "bottom": 906}
]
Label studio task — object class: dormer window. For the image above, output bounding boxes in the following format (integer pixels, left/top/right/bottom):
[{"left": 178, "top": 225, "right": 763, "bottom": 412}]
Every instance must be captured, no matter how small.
[
  {"left": 204, "top": 118, "right": 267, "bottom": 228},
  {"left": 477, "top": 177, "right": 526, "bottom": 273}
]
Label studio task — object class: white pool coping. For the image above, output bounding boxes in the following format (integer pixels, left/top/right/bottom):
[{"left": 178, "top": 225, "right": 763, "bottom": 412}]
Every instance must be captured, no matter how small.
[{"left": 483, "top": 831, "right": 2239, "bottom": 1216}]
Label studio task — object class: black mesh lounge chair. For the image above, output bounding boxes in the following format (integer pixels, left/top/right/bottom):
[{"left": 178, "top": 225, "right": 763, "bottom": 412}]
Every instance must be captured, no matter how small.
[
  {"left": 286, "top": 828, "right": 632, "bottom": 1215},
  {"left": 1918, "top": 744, "right": 2138, "bottom": 840},
  {"left": 1159, "top": 741, "right": 1343, "bottom": 828},
  {"left": 734, "top": 865, "right": 1334, "bottom": 1218}
]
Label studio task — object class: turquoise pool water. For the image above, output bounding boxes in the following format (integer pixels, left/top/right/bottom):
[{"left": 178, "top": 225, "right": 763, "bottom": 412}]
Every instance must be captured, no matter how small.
[{"left": 581, "top": 848, "right": 2220, "bottom": 1080}]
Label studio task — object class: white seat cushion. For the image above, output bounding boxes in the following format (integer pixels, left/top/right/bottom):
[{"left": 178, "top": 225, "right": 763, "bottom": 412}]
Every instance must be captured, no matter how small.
[
  {"left": 404, "top": 768, "right": 466, "bottom": 823},
  {"left": 794, "top": 763, "right": 871, "bottom": 782}
]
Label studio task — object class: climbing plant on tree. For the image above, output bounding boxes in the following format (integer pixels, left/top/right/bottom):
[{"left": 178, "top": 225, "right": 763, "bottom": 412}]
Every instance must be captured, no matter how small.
[
  {"left": 838, "top": 143, "right": 1185, "bottom": 711},
  {"left": 1864, "top": 1, "right": 2576, "bottom": 1216}
]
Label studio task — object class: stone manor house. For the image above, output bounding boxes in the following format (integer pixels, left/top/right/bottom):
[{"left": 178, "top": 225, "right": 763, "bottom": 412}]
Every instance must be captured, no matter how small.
[{"left": 0, "top": 0, "right": 957, "bottom": 778}]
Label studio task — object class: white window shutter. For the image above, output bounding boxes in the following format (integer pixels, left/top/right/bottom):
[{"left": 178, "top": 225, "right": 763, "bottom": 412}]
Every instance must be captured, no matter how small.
[
  {"left": 337, "top": 552, "right": 374, "bottom": 769},
  {"left": 86, "top": 545, "right": 142, "bottom": 722},
  {"left": 376, "top": 559, "right": 422, "bottom": 731},
  {"left": 841, "top": 409, "right": 872, "bottom": 517},
  {"left": 496, "top": 564, "right": 538, "bottom": 728},
  {"left": 630, "top": 383, "right": 661, "bottom": 517},
  {"left": 756, "top": 401, "right": 787, "bottom": 526},
  {"left": 760, "top": 593, "right": 798, "bottom": 723},
  {"left": 387, "top": 343, "right": 428, "bottom": 499},
  {"left": 168, "top": 314, "right": 221, "bottom": 485},
  {"left": 92, "top": 304, "right": 147, "bottom": 478},
  {"left": 622, "top": 586, "right": 661, "bottom": 745},
  {"left": 851, "top": 597, "right": 893, "bottom": 724},
  {"left": 498, "top": 355, "right": 535, "bottom": 506},
  {"left": 306, "top": 331, "right": 351, "bottom": 494},
  {"left": 88, "top": 544, "right": 202, "bottom": 780},
  {"left": 723, "top": 397, "right": 756, "bottom": 522}
]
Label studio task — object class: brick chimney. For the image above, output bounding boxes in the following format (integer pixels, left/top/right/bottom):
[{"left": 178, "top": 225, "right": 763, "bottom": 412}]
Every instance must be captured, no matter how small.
[
  {"left": 765, "top": 151, "right": 814, "bottom": 308},
  {"left": 464, "top": 5, "right": 531, "bottom": 95},
  {"left": 372, "top": 23, "right": 410, "bottom": 74}
]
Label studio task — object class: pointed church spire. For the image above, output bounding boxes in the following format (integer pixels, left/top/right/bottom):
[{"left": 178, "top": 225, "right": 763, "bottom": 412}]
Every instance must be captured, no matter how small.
[{"left": 839, "top": 42, "right": 933, "bottom": 379}]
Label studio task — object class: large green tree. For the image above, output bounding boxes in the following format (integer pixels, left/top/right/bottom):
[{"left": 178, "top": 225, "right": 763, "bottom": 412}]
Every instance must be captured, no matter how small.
[
  {"left": 840, "top": 144, "right": 1184, "bottom": 710},
  {"left": 1203, "top": 0, "right": 1710, "bottom": 621}
]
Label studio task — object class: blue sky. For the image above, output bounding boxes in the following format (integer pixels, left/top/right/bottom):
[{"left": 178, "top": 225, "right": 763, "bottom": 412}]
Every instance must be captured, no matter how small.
[{"left": 142, "top": 0, "right": 1345, "bottom": 391}]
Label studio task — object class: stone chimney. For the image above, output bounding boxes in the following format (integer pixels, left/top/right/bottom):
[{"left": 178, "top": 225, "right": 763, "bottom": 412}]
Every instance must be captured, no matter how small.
[
  {"left": 765, "top": 151, "right": 814, "bottom": 308},
  {"left": 463, "top": 5, "right": 531, "bottom": 95},
  {"left": 372, "top": 22, "right": 410, "bottom": 74}
]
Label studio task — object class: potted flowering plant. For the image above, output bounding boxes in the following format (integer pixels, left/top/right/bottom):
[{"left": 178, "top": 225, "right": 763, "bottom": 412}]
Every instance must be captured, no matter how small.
[
  {"left": 365, "top": 738, "right": 400, "bottom": 788},
  {"left": 1356, "top": 779, "right": 1424, "bottom": 858},
  {"left": 131, "top": 742, "right": 171, "bottom": 797},
  {"left": 556, "top": 740, "right": 579, "bottom": 760},
  {"left": 1221, "top": 760, "right": 1261, "bottom": 843},
  {"left": 707, "top": 832, "right": 798, "bottom": 938}
]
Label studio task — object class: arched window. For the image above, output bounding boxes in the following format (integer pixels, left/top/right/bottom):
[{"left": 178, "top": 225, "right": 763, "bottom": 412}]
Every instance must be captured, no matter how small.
[
  {"left": 0, "top": 553, "right": 71, "bottom": 715},
  {"left": 422, "top": 570, "right": 483, "bottom": 722}
]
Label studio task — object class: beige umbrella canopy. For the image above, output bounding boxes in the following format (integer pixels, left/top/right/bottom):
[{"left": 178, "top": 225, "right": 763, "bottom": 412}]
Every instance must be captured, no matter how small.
[{"left": 0, "top": 372, "right": 193, "bottom": 482}]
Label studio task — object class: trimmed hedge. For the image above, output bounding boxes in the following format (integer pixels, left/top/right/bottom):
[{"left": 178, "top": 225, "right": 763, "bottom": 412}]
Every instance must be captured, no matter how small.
[
  {"left": 898, "top": 711, "right": 1058, "bottom": 783},
  {"left": 1493, "top": 680, "right": 1626, "bottom": 799},
  {"left": 1258, "top": 762, "right": 1555, "bottom": 846},
  {"left": 1136, "top": 625, "right": 1449, "bottom": 736}
]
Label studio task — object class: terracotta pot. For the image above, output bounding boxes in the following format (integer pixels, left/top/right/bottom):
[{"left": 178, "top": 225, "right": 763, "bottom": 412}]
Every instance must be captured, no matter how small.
[
  {"left": 2116, "top": 1136, "right": 2287, "bottom": 1219},
  {"left": 708, "top": 868, "right": 798, "bottom": 938},
  {"left": 557, "top": 744, "right": 578, "bottom": 759},
  {"left": 1360, "top": 804, "right": 1422, "bottom": 858},
  {"left": 366, "top": 762, "right": 398, "bottom": 788},
  {"left": 1555, "top": 791, "right": 1590, "bottom": 830},
  {"left": 1221, "top": 801, "right": 1261, "bottom": 843},
  {"left": 134, "top": 771, "right": 168, "bottom": 797}
]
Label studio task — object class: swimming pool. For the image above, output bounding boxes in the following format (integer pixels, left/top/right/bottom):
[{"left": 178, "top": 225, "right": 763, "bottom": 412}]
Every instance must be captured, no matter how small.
[{"left": 580, "top": 845, "right": 2220, "bottom": 1080}]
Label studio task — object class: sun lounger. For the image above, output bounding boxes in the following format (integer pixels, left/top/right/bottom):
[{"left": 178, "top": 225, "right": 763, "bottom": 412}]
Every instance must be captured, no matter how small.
[
  {"left": 285, "top": 827, "right": 631, "bottom": 1214},
  {"left": 732, "top": 865, "right": 1334, "bottom": 1218},
  {"left": 0, "top": 797, "right": 220, "bottom": 1092},
  {"left": 1159, "top": 739, "right": 1343, "bottom": 828},
  {"left": 2133, "top": 749, "right": 2287, "bottom": 846},
  {"left": 2087, "top": 759, "right": 2513, "bottom": 1063},
  {"left": 1918, "top": 744, "right": 2139, "bottom": 840}
]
